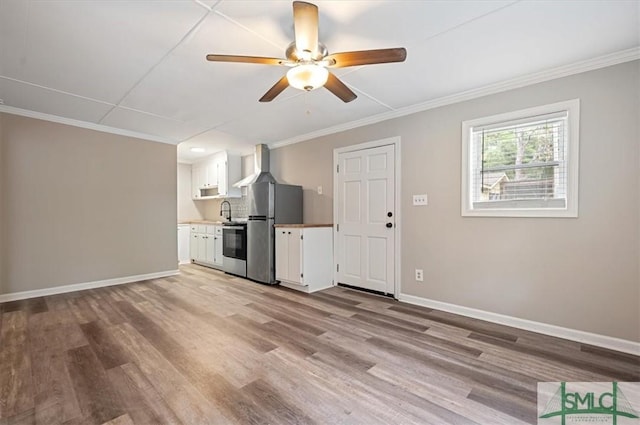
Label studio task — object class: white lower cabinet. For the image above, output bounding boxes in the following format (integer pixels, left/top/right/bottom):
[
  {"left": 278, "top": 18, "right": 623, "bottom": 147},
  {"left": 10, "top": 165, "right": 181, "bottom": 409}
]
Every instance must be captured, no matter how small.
[
  {"left": 190, "top": 224, "right": 224, "bottom": 269},
  {"left": 178, "top": 224, "right": 191, "bottom": 265},
  {"left": 213, "top": 226, "right": 223, "bottom": 267},
  {"left": 275, "top": 226, "right": 333, "bottom": 293}
]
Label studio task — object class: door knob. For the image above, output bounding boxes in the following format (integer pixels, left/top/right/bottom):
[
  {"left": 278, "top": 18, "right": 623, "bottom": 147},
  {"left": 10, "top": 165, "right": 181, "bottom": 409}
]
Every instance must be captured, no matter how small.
[
  {"left": 387, "top": 212, "right": 393, "bottom": 217},
  {"left": 386, "top": 222, "right": 393, "bottom": 228}
]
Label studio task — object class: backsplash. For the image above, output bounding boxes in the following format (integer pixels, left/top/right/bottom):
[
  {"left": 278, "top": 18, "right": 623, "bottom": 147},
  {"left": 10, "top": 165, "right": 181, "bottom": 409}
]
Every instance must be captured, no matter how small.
[
  {"left": 203, "top": 195, "right": 248, "bottom": 221},
  {"left": 228, "top": 196, "right": 248, "bottom": 219}
]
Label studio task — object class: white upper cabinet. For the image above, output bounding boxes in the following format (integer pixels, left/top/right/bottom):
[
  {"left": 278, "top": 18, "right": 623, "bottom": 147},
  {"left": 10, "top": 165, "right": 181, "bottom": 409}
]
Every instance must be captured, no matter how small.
[
  {"left": 191, "top": 164, "right": 206, "bottom": 199},
  {"left": 191, "top": 151, "right": 241, "bottom": 199},
  {"left": 205, "top": 160, "right": 219, "bottom": 188}
]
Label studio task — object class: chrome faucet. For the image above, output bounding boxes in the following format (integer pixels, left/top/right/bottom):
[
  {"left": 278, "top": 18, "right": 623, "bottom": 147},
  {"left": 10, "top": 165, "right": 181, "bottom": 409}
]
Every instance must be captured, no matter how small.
[{"left": 220, "top": 200, "right": 232, "bottom": 221}]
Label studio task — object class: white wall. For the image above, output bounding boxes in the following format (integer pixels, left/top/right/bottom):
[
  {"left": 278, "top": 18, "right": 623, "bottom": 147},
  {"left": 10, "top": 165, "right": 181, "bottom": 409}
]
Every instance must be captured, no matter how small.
[
  {"left": 177, "top": 162, "right": 205, "bottom": 222},
  {"left": 270, "top": 60, "right": 640, "bottom": 342}
]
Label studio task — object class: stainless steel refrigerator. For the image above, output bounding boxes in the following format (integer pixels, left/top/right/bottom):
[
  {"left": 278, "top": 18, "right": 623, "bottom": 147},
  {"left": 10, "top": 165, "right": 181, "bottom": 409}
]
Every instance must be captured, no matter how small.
[{"left": 247, "top": 181, "right": 302, "bottom": 284}]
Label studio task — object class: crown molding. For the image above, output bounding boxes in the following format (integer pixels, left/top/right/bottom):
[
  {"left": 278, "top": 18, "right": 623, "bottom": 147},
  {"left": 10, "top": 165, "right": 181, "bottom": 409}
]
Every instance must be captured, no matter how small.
[
  {"left": 269, "top": 47, "right": 640, "bottom": 150},
  {"left": 0, "top": 105, "right": 178, "bottom": 145}
]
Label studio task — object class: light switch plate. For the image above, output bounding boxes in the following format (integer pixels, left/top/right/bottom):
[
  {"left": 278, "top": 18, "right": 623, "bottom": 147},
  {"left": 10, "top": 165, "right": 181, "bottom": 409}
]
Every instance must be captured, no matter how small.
[{"left": 413, "top": 194, "right": 428, "bottom": 206}]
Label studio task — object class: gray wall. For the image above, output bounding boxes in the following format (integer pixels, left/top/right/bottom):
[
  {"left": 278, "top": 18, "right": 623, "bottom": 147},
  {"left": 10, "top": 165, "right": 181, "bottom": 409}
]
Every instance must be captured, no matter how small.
[
  {"left": 0, "top": 113, "right": 178, "bottom": 295},
  {"left": 269, "top": 60, "right": 640, "bottom": 342}
]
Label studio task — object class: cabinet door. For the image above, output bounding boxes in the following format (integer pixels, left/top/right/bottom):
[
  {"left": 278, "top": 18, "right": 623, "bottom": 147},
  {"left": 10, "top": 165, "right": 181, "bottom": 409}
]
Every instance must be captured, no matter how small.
[
  {"left": 213, "top": 234, "right": 223, "bottom": 267},
  {"left": 197, "top": 234, "right": 207, "bottom": 262},
  {"left": 191, "top": 167, "right": 200, "bottom": 199},
  {"left": 178, "top": 226, "right": 190, "bottom": 264},
  {"left": 193, "top": 165, "right": 208, "bottom": 198},
  {"left": 217, "top": 159, "right": 227, "bottom": 196},
  {"left": 288, "top": 229, "right": 302, "bottom": 284},
  {"left": 275, "top": 228, "right": 289, "bottom": 281},
  {"left": 190, "top": 233, "right": 199, "bottom": 260},
  {"left": 205, "top": 234, "right": 215, "bottom": 264},
  {"left": 206, "top": 159, "right": 218, "bottom": 187}
]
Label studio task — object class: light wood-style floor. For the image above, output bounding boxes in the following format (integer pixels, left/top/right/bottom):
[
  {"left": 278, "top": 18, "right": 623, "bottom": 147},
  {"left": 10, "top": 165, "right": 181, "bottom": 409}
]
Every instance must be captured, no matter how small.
[{"left": 1, "top": 264, "right": 638, "bottom": 424}]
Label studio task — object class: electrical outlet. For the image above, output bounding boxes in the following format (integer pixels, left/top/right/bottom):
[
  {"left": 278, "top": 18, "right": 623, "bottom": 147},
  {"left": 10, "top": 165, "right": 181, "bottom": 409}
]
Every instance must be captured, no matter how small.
[
  {"left": 415, "top": 269, "right": 424, "bottom": 282},
  {"left": 413, "top": 194, "right": 428, "bottom": 206},
  {"left": 317, "top": 186, "right": 323, "bottom": 195}
]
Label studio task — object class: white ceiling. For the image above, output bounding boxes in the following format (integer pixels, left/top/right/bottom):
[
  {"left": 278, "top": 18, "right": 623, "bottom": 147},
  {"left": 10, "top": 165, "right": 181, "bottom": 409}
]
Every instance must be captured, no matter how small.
[{"left": 0, "top": 0, "right": 638, "bottom": 163}]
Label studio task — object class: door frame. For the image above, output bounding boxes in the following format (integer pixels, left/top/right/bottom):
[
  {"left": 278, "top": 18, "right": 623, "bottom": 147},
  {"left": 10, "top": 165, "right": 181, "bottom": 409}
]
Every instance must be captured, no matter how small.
[{"left": 332, "top": 136, "right": 402, "bottom": 299}]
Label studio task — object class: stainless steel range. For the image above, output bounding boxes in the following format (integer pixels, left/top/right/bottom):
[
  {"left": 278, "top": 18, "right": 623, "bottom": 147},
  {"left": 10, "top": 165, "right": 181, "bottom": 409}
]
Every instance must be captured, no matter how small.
[{"left": 222, "top": 221, "right": 247, "bottom": 277}]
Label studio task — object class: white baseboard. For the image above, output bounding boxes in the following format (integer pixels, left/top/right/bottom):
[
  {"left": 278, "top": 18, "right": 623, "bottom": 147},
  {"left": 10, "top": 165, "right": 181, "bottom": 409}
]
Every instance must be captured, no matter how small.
[
  {"left": 399, "top": 293, "right": 640, "bottom": 356},
  {"left": 0, "top": 269, "right": 180, "bottom": 303}
]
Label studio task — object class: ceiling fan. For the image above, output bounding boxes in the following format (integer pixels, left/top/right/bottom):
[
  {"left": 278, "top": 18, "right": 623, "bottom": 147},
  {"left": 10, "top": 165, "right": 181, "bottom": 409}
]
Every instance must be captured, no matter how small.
[{"left": 206, "top": 1, "right": 407, "bottom": 103}]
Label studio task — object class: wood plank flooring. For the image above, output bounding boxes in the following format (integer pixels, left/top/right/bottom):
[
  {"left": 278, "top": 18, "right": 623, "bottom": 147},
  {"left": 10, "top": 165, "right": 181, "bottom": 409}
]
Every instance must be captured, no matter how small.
[{"left": 1, "top": 263, "right": 638, "bottom": 424}]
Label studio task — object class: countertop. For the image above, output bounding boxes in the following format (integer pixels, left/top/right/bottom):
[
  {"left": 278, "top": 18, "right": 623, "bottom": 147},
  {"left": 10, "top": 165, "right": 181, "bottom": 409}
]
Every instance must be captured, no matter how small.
[
  {"left": 181, "top": 221, "right": 332, "bottom": 228},
  {"left": 273, "top": 224, "right": 333, "bottom": 228}
]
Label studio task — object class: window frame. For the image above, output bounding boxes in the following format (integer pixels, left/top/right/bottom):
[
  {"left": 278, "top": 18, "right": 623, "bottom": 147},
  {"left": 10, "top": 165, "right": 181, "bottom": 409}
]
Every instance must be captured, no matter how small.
[{"left": 461, "top": 99, "right": 580, "bottom": 218}]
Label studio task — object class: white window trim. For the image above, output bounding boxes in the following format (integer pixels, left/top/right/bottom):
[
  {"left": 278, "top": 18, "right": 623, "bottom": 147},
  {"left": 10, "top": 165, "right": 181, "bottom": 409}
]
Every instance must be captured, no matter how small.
[{"left": 461, "top": 99, "right": 580, "bottom": 218}]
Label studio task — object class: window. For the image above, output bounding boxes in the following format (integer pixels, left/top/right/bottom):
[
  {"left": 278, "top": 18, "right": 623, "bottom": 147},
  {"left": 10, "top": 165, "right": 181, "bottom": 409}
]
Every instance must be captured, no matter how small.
[{"left": 461, "top": 99, "right": 579, "bottom": 217}]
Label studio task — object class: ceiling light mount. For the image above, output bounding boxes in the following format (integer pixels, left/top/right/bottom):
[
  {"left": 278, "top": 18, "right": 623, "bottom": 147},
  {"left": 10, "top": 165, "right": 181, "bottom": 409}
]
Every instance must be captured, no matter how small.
[{"left": 285, "top": 41, "right": 327, "bottom": 62}]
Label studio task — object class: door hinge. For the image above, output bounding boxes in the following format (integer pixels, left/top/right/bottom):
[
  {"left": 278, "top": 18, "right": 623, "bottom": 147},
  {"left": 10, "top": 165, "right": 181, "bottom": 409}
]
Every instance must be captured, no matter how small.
[
  {"left": 300, "top": 235, "right": 303, "bottom": 240},
  {"left": 336, "top": 164, "right": 339, "bottom": 173},
  {"left": 336, "top": 223, "right": 339, "bottom": 232},
  {"left": 300, "top": 273, "right": 303, "bottom": 278},
  {"left": 336, "top": 264, "right": 339, "bottom": 272}
]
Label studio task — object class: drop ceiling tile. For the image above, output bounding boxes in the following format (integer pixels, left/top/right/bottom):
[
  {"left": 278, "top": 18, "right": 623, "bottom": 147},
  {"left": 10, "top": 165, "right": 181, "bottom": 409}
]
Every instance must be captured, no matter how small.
[
  {"left": 178, "top": 130, "right": 256, "bottom": 163},
  {"left": 101, "top": 106, "right": 206, "bottom": 142},
  {"left": 345, "top": 0, "right": 640, "bottom": 110},
  {"left": 216, "top": 87, "right": 389, "bottom": 143},
  {"left": 118, "top": 11, "right": 294, "bottom": 127},
  {"left": 1, "top": 0, "right": 205, "bottom": 103},
  {"left": 314, "top": 0, "right": 515, "bottom": 51},
  {"left": 0, "top": 77, "right": 113, "bottom": 122},
  {"left": 214, "top": 1, "right": 302, "bottom": 52}
]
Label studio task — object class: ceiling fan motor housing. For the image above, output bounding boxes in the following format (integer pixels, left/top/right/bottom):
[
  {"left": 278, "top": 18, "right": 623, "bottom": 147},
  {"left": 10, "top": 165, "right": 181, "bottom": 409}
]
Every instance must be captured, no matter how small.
[{"left": 286, "top": 41, "right": 328, "bottom": 62}]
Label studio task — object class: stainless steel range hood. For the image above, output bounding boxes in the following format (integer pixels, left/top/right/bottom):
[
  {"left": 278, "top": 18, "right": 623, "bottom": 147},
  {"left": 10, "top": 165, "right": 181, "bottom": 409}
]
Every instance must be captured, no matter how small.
[{"left": 233, "top": 144, "right": 276, "bottom": 188}]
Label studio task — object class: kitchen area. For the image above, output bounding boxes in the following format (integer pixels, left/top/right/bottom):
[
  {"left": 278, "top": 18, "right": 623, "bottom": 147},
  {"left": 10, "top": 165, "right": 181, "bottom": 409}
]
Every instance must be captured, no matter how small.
[{"left": 178, "top": 144, "right": 333, "bottom": 293}]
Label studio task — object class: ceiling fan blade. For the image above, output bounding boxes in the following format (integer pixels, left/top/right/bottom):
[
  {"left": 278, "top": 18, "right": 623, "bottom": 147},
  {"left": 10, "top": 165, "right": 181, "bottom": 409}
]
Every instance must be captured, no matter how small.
[
  {"left": 206, "top": 54, "right": 286, "bottom": 66},
  {"left": 325, "top": 48, "right": 407, "bottom": 68},
  {"left": 259, "top": 75, "right": 290, "bottom": 102},
  {"left": 324, "top": 72, "right": 357, "bottom": 103},
  {"left": 293, "top": 1, "right": 319, "bottom": 57}
]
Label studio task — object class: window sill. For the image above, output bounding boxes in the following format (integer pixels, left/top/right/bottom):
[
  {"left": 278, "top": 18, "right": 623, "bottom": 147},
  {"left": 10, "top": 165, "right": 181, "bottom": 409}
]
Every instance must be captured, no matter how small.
[{"left": 461, "top": 207, "right": 578, "bottom": 218}]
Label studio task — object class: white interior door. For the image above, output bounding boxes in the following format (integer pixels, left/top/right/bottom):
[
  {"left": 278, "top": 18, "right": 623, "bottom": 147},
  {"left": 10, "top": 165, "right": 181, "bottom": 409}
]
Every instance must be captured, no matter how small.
[{"left": 336, "top": 144, "right": 395, "bottom": 294}]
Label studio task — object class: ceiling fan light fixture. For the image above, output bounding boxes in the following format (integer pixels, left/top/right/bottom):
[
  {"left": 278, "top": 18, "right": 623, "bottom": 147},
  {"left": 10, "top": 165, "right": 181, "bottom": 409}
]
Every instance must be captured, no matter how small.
[{"left": 286, "top": 64, "right": 328, "bottom": 91}]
